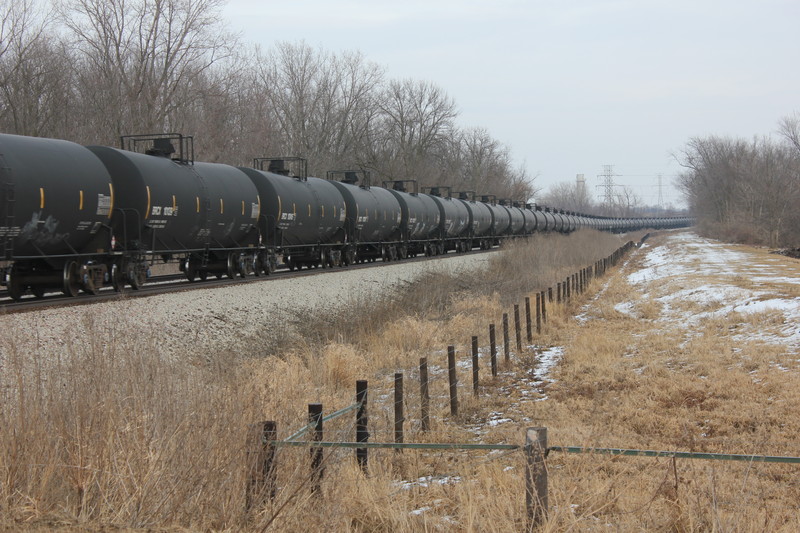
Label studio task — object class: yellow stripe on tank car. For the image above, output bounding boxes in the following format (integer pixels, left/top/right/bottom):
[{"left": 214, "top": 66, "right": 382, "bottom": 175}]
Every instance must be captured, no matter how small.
[
  {"left": 108, "top": 183, "right": 114, "bottom": 219},
  {"left": 277, "top": 196, "right": 282, "bottom": 219},
  {"left": 173, "top": 195, "right": 176, "bottom": 210},
  {"left": 220, "top": 198, "right": 224, "bottom": 214},
  {"left": 196, "top": 196, "right": 200, "bottom": 213},
  {"left": 79, "top": 190, "right": 84, "bottom": 210},
  {"left": 145, "top": 186, "right": 151, "bottom": 219},
  {"left": 242, "top": 200, "right": 245, "bottom": 216},
  {"left": 321, "top": 205, "right": 325, "bottom": 218},
  {"left": 39, "top": 188, "right": 45, "bottom": 209},
  {"left": 308, "top": 204, "right": 311, "bottom": 217},
  {"left": 256, "top": 195, "right": 261, "bottom": 218}
]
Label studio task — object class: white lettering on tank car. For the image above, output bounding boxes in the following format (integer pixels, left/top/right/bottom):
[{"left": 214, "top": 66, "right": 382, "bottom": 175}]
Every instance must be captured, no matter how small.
[
  {"left": 96, "top": 194, "right": 111, "bottom": 216},
  {"left": 151, "top": 206, "right": 162, "bottom": 216},
  {"left": 251, "top": 202, "right": 259, "bottom": 219}
]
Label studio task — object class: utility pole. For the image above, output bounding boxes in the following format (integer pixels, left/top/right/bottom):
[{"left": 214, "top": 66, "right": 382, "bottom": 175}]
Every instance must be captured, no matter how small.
[{"left": 657, "top": 173, "right": 665, "bottom": 211}]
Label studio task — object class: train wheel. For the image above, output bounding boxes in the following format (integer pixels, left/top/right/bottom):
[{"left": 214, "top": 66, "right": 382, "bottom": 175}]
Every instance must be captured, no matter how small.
[
  {"left": 81, "top": 266, "right": 98, "bottom": 295},
  {"left": 112, "top": 263, "right": 127, "bottom": 292},
  {"left": 184, "top": 259, "right": 197, "bottom": 282},
  {"left": 199, "top": 270, "right": 208, "bottom": 281},
  {"left": 6, "top": 270, "right": 25, "bottom": 301},
  {"left": 129, "top": 265, "right": 146, "bottom": 290},
  {"left": 63, "top": 261, "right": 80, "bottom": 297}
]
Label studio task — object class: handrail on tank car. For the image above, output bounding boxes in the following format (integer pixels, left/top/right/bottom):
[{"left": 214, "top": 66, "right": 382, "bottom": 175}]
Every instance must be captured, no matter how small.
[
  {"left": 422, "top": 186, "right": 452, "bottom": 198},
  {"left": 327, "top": 170, "right": 371, "bottom": 189},
  {"left": 120, "top": 133, "right": 194, "bottom": 165},
  {"left": 453, "top": 191, "right": 476, "bottom": 202},
  {"left": 382, "top": 179, "right": 419, "bottom": 195},
  {"left": 254, "top": 157, "right": 308, "bottom": 181}
]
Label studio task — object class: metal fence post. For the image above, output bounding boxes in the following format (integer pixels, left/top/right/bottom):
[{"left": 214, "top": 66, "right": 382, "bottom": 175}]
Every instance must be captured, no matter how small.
[
  {"left": 420, "top": 358, "right": 430, "bottom": 431},
  {"left": 472, "top": 335, "right": 479, "bottom": 396},
  {"left": 356, "top": 380, "right": 368, "bottom": 471},
  {"left": 394, "top": 372, "right": 404, "bottom": 451},
  {"left": 309, "top": 404, "right": 323, "bottom": 493},
  {"left": 489, "top": 324, "right": 497, "bottom": 377},
  {"left": 448, "top": 346, "right": 458, "bottom": 417}
]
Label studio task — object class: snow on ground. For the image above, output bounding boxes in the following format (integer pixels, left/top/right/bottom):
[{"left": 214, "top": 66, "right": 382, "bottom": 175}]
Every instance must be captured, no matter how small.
[{"left": 623, "top": 232, "right": 800, "bottom": 351}]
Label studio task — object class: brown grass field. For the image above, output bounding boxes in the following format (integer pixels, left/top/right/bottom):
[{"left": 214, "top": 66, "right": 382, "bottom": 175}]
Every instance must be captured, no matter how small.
[{"left": 1, "top": 229, "right": 799, "bottom": 532}]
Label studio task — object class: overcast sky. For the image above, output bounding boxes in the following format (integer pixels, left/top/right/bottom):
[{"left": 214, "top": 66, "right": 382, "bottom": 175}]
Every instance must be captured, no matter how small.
[{"left": 222, "top": 0, "right": 799, "bottom": 209}]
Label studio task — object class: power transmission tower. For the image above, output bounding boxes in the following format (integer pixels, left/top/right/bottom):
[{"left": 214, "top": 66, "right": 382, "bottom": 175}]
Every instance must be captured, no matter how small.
[{"left": 596, "top": 165, "right": 618, "bottom": 205}]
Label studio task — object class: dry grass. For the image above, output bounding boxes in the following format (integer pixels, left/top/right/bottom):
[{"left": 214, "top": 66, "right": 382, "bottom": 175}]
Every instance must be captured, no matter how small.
[{"left": 3, "top": 229, "right": 800, "bottom": 531}]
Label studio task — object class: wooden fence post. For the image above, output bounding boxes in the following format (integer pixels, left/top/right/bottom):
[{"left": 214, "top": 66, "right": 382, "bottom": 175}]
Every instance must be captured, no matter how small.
[
  {"left": 525, "top": 297, "right": 533, "bottom": 343},
  {"left": 540, "top": 291, "right": 547, "bottom": 324},
  {"left": 503, "top": 313, "right": 510, "bottom": 362},
  {"left": 356, "top": 380, "right": 368, "bottom": 471},
  {"left": 394, "top": 373, "right": 404, "bottom": 451},
  {"left": 525, "top": 427, "right": 548, "bottom": 530},
  {"left": 535, "top": 293, "right": 542, "bottom": 335},
  {"left": 309, "top": 404, "right": 323, "bottom": 493},
  {"left": 245, "top": 420, "right": 277, "bottom": 512},
  {"left": 514, "top": 304, "right": 522, "bottom": 352},
  {"left": 489, "top": 324, "right": 497, "bottom": 377},
  {"left": 420, "top": 358, "right": 430, "bottom": 431},
  {"left": 548, "top": 287, "right": 553, "bottom": 303},
  {"left": 472, "top": 335, "right": 479, "bottom": 396},
  {"left": 448, "top": 346, "right": 459, "bottom": 417}
]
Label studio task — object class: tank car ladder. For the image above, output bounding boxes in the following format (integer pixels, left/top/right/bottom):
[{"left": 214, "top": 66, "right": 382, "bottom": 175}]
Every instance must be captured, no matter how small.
[{"left": 0, "top": 155, "right": 15, "bottom": 261}]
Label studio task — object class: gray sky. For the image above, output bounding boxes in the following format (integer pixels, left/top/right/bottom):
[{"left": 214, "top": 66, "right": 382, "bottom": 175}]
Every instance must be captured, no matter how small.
[{"left": 222, "top": 0, "right": 800, "bottom": 209}]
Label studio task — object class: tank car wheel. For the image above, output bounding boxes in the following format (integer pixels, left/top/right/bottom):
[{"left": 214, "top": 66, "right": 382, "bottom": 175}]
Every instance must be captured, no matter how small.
[
  {"left": 6, "top": 270, "right": 26, "bottom": 301},
  {"left": 129, "top": 265, "right": 146, "bottom": 290},
  {"left": 199, "top": 270, "right": 208, "bottom": 281},
  {"left": 112, "top": 263, "right": 127, "bottom": 292},
  {"left": 184, "top": 259, "right": 197, "bottom": 282},
  {"left": 82, "top": 274, "right": 98, "bottom": 295},
  {"left": 227, "top": 254, "right": 237, "bottom": 279},
  {"left": 63, "top": 261, "right": 80, "bottom": 297}
]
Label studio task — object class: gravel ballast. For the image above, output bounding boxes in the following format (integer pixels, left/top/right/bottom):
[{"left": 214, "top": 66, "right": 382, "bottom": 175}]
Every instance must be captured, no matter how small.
[{"left": 0, "top": 252, "right": 495, "bottom": 360}]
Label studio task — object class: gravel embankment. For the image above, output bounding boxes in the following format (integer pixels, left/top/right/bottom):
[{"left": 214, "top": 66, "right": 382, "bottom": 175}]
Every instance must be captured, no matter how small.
[{"left": 0, "top": 253, "right": 495, "bottom": 361}]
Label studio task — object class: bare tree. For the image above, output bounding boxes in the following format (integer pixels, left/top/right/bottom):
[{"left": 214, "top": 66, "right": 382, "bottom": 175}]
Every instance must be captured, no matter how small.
[
  {"left": 779, "top": 112, "right": 800, "bottom": 154},
  {"left": 539, "top": 180, "right": 594, "bottom": 212},
  {"left": 373, "top": 78, "right": 458, "bottom": 181},
  {"left": 0, "top": 0, "right": 73, "bottom": 136},
  {"left": 58, "top": 0, "right": 237, "bottom": 142},
  {"left": 256, "top": 42, "right": 384, "bottom": 175}
]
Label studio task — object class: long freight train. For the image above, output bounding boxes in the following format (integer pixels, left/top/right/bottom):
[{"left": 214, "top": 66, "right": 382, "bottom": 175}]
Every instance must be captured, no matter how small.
[{"left": 0, "top": 132, "right": 693, "bottom": 300}]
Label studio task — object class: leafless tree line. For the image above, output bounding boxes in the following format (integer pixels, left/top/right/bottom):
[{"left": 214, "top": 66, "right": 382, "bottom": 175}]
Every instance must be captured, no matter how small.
[
  {"left": 0, "top": 0, "right": 533, "bottom": 200},
  {"left": 676, "top": 115, "right": 800, "bottom": 247},
  {"left": 537, "top": 179, "right": 656, "bottom": 218}
]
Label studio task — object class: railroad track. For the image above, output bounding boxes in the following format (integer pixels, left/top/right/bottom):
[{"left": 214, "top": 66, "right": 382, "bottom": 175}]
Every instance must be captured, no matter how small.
[{"left": 0, "top": 248, "right": 495, "bottom": 314}]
